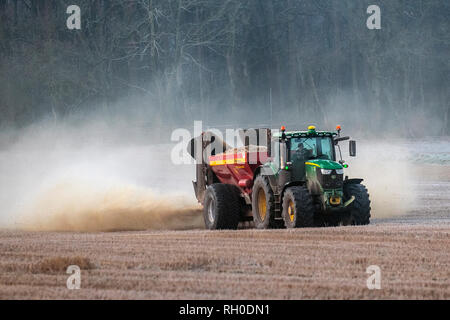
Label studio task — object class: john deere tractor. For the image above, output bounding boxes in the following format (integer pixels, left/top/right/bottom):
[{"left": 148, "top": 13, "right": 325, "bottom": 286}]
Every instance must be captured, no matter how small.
[{"left": 189, "top": 125, "right": 371, "bottom": 229}]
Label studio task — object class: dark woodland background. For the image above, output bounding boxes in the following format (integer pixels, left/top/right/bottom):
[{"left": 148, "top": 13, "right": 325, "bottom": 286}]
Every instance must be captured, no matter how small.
[{"left": 0, "top": 0, "right": 448, "bottom": 137}]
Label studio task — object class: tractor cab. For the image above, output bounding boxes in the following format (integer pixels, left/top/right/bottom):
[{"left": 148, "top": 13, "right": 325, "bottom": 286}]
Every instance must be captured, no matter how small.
[
  {"left": 286, "top": 130, "right": 337, "bottom": 182},
  {"left": 262, "top": 125, "right": 360, "bottom": 216},
  {"left": 270, "top": 125, "right": 356, "bottom": 181}
]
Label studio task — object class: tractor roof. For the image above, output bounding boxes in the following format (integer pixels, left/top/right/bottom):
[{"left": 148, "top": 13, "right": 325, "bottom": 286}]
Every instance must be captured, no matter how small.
[{"left": 272, "top": 130, "right": 337, "bottom": 138}]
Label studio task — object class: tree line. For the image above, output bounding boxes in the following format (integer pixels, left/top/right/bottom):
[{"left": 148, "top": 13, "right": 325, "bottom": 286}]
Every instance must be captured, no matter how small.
[{"left": 0, "top": 0, "right": 448, "bottom": 136}]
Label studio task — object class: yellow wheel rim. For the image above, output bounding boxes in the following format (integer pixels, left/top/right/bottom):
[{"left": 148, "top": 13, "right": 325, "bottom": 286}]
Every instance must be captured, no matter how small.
[
  {"left": 257, "top": 189, "right": 267, "bottom": 221},
  {"left": 288, "top": 200, "right": 295, "bottom": 222}
]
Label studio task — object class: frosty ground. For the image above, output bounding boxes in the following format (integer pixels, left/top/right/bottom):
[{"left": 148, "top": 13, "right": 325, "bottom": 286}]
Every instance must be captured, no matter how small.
[{"left": 0, "top": 139, "right": 449, "bottom": 299}]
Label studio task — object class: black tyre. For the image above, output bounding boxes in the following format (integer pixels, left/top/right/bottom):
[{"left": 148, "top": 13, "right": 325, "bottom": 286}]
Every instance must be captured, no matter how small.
[
  {"left": 343, "top": 183, "right": 371, "bottom": 225},
  {"left": 282, "top": 186, "right": 315, "bottom": 228},
  {"left": 203, "top": 184, "right": 241, "bottom": 230},
  {"left": 251, "top": 175, "right": 279, "bottom": 229}
]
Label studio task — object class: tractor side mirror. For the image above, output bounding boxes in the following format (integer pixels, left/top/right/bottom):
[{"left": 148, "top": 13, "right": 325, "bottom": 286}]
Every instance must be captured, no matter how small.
[
  {"left": 349, "top": 140, "right": 356, "bottom": 157},
  {"left": 334, "top": 136, "right": 350, "bottom": 145}
]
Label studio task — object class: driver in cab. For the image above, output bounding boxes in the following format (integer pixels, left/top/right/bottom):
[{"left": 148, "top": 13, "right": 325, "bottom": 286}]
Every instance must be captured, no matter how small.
[{"left": 292, "top": 143, "right": 313, "bottom": 162}]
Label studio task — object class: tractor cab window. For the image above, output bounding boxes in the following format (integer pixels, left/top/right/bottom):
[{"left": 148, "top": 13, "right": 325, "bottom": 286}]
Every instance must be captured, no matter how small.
[
  {"left": 319, "top": 138, "right": 334, "bottom": 160},
  {"left": 290, "top": 137, "right": 334, "bottom": 161}
]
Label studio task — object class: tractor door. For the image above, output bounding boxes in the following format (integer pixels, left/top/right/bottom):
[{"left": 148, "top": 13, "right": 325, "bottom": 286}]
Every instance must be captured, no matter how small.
[
  {"left": 289, "top": 139, "right": 308, "bottom": 181},
  {"left": 264, "top": 139, "right": 281, "bottom": 192}
]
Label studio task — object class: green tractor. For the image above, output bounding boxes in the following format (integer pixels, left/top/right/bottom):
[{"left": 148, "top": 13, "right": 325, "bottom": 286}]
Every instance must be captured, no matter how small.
[
  {"left": 252, "top": 125, "right": 371, "bottom": 228},
  {"left": 190, "top": 125, "right": 371, "bottom": 229}
]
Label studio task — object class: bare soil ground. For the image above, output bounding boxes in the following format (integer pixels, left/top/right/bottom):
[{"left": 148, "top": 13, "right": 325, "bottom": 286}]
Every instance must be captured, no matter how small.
[{"left": 0, "top": 165, "right": 449, "bottom": 300}]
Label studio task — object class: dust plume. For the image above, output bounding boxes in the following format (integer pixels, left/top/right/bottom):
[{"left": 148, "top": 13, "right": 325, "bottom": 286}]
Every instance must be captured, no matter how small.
[
  {"left": 344, "top": 141, "right": 418, "bottom": 218},
  {"left": 17, "top": 179, "right": 202, "bottom": 232},
  {"left": 0, "top": 117, "right": 425, "bottom": 230},
  {"left": 0, "top": 120, "right": 203, "bottom": 232}
]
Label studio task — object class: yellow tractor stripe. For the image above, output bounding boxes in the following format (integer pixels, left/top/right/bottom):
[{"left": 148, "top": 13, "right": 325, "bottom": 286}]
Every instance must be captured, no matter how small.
[
  {"left": 210, "top": 158, "right": 246, "bottom": 166},
  {"left": 305, "top": 162, "right": 320, "bottom": 168}
]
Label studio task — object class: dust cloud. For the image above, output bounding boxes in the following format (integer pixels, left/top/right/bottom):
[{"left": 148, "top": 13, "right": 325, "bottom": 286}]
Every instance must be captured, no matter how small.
[
  {"left": 0, "top": 117, "right": 422, "bottom": 231},
  {"left": 0, "top": 120, "right": 203, "bottom": 232},
  {"left": 344, "top": 141, "right": 418, "bottom": 218},
  {"left": 19, "top": 180, "right": 202, "bottom": 232}
]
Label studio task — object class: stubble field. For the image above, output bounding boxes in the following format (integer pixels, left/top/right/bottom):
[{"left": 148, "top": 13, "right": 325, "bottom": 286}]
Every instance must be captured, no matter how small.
[
  {"left": 1, "top": 164, "right": 449, "bottom": 299},
  {"left": 0, "top": 138, "right": 449, "bottom": 300}
]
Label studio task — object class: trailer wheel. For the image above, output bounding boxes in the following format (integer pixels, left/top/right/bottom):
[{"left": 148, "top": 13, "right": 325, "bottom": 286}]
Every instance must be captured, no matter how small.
[
  {"left": 251, "top": 176, "right": 279, "bottom": 229},
  {"left": 203, "top": 184, "right": 241, "bottom": 230},
  {"left": 343, "top": 183, "right": 371, "bottom": 225},
  {"left": 282, "top": 186, "right": 315, "bottom": 228}
]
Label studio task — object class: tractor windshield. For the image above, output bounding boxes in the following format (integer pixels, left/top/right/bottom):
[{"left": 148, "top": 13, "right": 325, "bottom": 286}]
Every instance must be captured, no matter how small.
[{"left": 290, "top": 137, "right": 334, "bottom": 161}]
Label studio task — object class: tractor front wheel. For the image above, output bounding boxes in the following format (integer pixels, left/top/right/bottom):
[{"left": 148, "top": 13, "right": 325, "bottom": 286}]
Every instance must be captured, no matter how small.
[
  {"left": 343, "top": 183, "right": 371, "bottom": 225},
  {"left": 282, "top": 186, "right": 315, "bottom": 228},
  {"left": 203, "top": 184, "right": 241, "bottom": 230}
]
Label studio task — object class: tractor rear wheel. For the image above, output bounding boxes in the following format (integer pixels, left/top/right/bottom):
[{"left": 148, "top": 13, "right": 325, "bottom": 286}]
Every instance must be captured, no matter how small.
[
  {"left": 251, "top": 176, "right": 279, "bottom": 229},
  {"left": 282, "top": 186, "right": 315, "bottom": 228},
  {"left": 203, "top": 183, "right": 241, "bottom": 230},
  {"left": 343, "top": 183, "right": 371, "bottom": 225}
]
